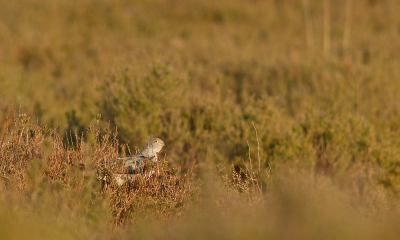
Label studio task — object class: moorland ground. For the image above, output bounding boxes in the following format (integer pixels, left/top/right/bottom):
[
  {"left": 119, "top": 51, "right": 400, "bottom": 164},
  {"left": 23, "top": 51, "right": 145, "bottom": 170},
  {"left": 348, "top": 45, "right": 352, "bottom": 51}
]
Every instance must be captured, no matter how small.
[{"left": 1, "top": 0, "right": 400, "bottom": 239}]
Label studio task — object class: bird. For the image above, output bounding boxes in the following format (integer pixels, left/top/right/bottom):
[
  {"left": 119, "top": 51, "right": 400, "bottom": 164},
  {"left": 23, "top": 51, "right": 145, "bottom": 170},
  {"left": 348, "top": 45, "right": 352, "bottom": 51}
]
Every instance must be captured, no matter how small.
[{"left": 102, "top": 137, "right": 166, "bottom": 186}]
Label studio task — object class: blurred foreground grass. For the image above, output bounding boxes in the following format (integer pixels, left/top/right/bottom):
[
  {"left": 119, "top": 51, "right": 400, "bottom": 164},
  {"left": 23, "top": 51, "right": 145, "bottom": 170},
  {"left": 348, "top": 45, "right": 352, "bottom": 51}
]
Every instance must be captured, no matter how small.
[
  {"left": 1, "top": 0, "right": 400, "bottom": 239},
  {"left": 1, "top": 113, "right": 400, "bottom": 240}
]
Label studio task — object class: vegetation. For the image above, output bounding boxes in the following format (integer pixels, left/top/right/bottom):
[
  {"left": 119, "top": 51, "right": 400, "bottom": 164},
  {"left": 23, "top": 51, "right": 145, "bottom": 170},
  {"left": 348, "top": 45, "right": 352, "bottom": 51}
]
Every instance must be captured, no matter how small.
[{"left": 1, "top": 0, "right": 400, "bottom": 239}]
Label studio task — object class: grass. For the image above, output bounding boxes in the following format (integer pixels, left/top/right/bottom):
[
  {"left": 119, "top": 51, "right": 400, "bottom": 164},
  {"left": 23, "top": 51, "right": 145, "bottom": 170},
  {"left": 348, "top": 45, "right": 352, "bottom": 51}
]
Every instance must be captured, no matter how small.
[{"left": 1, "top": 0, "right": 400, "bottom": 239}]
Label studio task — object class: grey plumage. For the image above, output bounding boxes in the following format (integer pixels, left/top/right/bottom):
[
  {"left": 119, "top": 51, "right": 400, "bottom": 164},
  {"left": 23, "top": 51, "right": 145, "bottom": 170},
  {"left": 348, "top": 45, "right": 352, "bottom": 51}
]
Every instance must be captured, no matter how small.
[{"left": 101, "top": 138, "right": 166, "bottom": 186}]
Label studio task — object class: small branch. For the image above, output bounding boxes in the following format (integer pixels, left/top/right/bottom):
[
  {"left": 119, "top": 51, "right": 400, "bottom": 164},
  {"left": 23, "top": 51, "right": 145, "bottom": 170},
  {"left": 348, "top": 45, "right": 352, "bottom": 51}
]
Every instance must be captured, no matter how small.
[
  {"left": 343, "top": 0, "right": 353, "bottom": 51},
  {"left": 246, "top": 140, "right": 252, "bottom": 169},
  {"left": 302, "top": 0, "right": 315, "bottom": 51},
  {"left": 323, "top": 0, "right": 331, "bottom": 57},
  {"left": 252, "top": 123, "right": 261, "bottom": 172}
]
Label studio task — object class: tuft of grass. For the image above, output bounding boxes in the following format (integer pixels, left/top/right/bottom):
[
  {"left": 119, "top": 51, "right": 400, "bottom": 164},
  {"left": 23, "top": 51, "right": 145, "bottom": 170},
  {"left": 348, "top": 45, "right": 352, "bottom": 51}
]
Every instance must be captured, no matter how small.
[
  {"left": 0, "top": 113, "right": 199, "bottom": 229},
  {"left": 1, "top": 112, "right": 400, "bottom": 239}
]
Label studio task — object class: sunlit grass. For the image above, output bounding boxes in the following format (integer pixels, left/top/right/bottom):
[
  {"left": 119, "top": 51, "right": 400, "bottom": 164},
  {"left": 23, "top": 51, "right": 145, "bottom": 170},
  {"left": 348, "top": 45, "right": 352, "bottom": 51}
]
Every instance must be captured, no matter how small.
[{"left": 1, "top": 0, "right": 400, "bottom": 238}]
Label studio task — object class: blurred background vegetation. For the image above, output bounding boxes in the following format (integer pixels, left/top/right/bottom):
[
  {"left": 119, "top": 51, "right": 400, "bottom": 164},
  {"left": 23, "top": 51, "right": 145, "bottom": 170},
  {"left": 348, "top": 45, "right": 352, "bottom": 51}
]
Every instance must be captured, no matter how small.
[{"left": 1, "top": 0, "right": 400, "bottom": 239}]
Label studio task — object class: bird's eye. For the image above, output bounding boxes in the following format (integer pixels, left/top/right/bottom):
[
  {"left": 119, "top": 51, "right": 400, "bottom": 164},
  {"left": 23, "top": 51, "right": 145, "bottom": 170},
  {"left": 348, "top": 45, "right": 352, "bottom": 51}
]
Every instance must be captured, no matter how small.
[{"left": 155, "top": 139, "right": 158, "bottom": 142}]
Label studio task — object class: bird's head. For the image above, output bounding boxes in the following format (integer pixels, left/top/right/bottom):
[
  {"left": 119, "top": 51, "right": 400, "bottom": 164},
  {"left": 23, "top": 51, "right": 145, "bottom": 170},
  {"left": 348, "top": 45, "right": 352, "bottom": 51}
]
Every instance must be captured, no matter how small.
[{"left": 140, "top": 137, "right": 165, "bottom": 158}]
